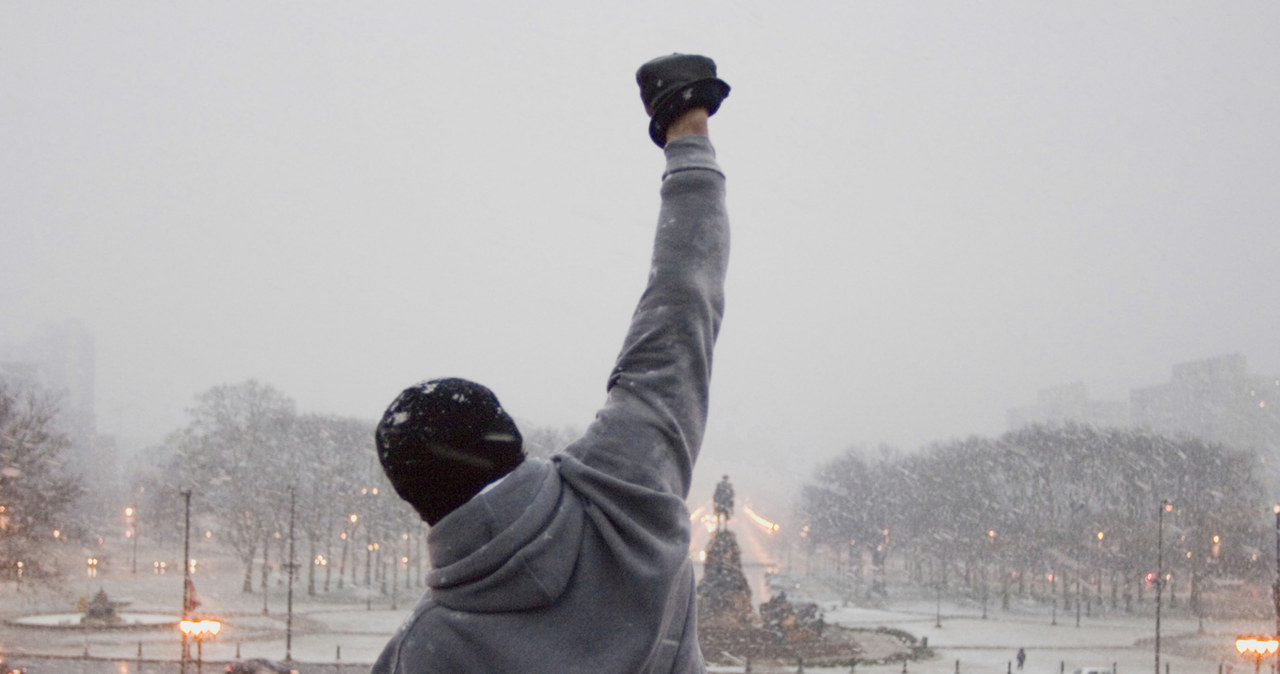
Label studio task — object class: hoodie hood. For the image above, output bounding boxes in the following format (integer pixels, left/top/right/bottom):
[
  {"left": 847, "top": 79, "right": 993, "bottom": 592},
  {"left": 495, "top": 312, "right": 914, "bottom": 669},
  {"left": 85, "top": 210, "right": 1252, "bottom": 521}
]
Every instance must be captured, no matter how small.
[{"left": 425, "top": 458, "right": 584, "bottom": 612}]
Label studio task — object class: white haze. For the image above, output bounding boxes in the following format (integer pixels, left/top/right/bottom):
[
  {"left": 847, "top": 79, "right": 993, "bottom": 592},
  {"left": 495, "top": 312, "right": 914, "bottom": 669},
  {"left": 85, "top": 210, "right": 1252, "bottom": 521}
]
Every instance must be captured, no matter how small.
[{"left": 2, "top": 2, "right": 1278, "bottom": 512}]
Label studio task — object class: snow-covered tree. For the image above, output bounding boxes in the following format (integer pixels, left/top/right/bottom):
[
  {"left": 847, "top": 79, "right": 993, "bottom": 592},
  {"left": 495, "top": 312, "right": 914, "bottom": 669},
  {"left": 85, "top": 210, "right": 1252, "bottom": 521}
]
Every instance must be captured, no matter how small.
[
  {"left": 160, "top": 380, "right": 297, "bottom": 592},
  {"left": 0, "top": 377, "right": 84, "bottom": 577},
  {"left": 799, "top": 423, "right": 1269, "bottom": 611}
]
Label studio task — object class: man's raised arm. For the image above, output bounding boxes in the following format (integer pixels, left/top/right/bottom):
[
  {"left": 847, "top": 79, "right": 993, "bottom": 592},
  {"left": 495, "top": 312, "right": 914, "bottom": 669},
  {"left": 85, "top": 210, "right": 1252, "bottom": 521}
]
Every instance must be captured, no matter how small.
[{"left": 564, "top": 54, "right": 731, "bottom": 499}]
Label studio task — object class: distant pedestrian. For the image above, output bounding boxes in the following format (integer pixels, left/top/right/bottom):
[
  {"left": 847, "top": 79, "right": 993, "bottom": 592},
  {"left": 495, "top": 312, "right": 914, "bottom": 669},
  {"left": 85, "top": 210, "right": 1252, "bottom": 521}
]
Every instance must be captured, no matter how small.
[{"left": 1016, "top": 648, "right": 1026, "bottom": 670}]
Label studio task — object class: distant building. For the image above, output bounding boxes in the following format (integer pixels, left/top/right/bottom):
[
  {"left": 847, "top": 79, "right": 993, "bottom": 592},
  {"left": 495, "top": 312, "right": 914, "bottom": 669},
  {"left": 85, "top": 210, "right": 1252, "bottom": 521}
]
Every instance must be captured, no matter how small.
[
  {"left": 1, "top": 320, "right": 96, "bottom": 436},
  {"left": 1131, "top": 354, "right": 1279, "bottom": 455},
  {"left": 0, "top": 320, "right": 112, "bottom": 481},
  {"left": 1006, "top": 381, "right": 1129, "bottom": 431},
  {"left": 1008, "top": 353, "right": 1280, "bottom": 460}
]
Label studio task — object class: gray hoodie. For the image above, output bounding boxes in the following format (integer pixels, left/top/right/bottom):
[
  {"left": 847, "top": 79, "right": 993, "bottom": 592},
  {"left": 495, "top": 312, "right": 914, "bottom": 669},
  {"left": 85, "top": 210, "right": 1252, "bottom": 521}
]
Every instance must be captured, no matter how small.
[{"left": 372, "top": 134, "right": 729, "bottom": 674}]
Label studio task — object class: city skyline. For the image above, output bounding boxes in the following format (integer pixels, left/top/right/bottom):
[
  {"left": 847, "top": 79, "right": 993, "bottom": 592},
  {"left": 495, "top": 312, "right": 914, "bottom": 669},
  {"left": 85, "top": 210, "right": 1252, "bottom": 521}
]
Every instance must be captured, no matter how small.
[{"left": 5, "top": 318, "right": 1274, "bottom": 457}]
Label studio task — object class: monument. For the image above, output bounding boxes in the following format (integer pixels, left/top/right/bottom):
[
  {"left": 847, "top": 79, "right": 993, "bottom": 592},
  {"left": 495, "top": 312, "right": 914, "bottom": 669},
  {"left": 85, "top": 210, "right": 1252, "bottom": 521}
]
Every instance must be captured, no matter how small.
[
  {"left": 696, "top": 527, "right": 754, "bottom": 629},
  {"left": 713, "top": 474, "right": 734, "bottom": 531},
  {"left": 81, "top": 588, "right": 125, "bottom": 626},
  {"left": 697, "top": 476, "right": 881, "bottom": 669}
]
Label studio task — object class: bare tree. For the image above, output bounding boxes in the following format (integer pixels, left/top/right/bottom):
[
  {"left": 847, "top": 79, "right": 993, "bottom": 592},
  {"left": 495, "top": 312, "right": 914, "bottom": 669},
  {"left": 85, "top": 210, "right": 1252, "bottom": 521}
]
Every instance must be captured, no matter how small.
[
  {"left": 799, "top": 423, "right": 1268, "bottom": 611},
  {"left": 166, "top": 380, "right": 296, "bottom": 593},
  {"left": 0, "top": 377, "right": 84, "bottom": 578}
]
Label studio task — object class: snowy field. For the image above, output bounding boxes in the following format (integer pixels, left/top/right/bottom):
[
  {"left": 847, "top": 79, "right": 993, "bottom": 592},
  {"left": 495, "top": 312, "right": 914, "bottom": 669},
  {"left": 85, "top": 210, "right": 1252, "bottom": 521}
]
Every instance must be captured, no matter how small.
[{"left": 1, "top": 541, "right": 1274, "bottom": 673}]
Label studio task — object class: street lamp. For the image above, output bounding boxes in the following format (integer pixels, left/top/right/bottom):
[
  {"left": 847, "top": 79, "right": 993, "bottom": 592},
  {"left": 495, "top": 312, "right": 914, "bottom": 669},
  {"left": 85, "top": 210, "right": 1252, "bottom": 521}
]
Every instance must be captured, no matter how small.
[
  {"left": 1235, "top": 636, "right": 1279, "bottom": 674},
  {"left": 1096, "top": 531, "right": 1105, "bottom": 614},
  {"left": 338, "top": 513, "right": 358, "bottom": 590},
  {"left": 284, "top": 486, "right": 298, "bottom": 665},
  {"left": 179, "top": 618, "right": 222, "bottom": 674},
  {"left": 983, "top": 529, "right": 995, "bottom": 619},
  {"left": 362, "top": 486, "right": 379, "bottom": 587},
  {"left": 1155, "top": 500, "right": 1173, "bottom": 674},
  {"left": 1048, "top": 573, "right": 1057, "bottom": 625},
  {"left": 934, "top": 573, "right": 942, "bottom": 628},
  {"left": 368, "top": 542, "right": 382, "bottom": 591},
  {"left": 125, "top": 506, "right": 138, "bottom": 574},
  {"left": 1273, "top": 504, "right": 1280, "bottom": 639},
  {"left": 349, "top": 513, "right": 359, "bottom": 566},
  {"left": 180, "top": 488, "right": 193, "bottom": 674}
]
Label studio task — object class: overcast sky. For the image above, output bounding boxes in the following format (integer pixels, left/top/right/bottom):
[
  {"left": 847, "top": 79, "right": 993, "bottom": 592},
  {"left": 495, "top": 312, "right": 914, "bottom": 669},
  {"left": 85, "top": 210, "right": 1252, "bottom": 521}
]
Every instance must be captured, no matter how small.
[{"left": 3, "top": 2, "right": 1278, "bottom": 510}]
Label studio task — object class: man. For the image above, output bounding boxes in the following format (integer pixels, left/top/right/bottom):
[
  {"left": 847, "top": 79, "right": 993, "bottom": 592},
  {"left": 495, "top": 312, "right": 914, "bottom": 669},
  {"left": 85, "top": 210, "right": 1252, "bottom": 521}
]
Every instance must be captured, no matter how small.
[{"left": 371, "top": 53, "right": 731, "bottom": 673}]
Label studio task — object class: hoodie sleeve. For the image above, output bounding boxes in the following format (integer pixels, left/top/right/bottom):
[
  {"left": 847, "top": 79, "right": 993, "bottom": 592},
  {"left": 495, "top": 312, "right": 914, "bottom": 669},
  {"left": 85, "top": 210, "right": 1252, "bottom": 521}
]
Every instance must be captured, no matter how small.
[{"left": 564, "top": 134, "right": 729, "bottom": 499}]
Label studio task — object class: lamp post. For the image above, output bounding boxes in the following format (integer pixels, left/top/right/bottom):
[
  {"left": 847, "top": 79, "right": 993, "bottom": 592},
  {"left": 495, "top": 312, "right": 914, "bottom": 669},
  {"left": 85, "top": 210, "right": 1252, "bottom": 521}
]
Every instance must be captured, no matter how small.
[
  {"left": 179, "top": 619, "right": 221, "bottom": 674},
  {"left": 285, "top": 487, "right": 297, "bottom": 664},
  {"left": 1075, "top": 572, "right": 1081, "bottom": 627},
  {"left": 1155, "top": 500, "right": 1172, "bottom": 674},
  {"left": 1235, "top": 636, "right": 1279, "bottom": 674},
  {"left": 1048, "top": 573, "right": 1057, "bottom": 625},
  {"left": 364, "top": 494, "right": 373, "bottom": 587},
  {"left": 368, "top": 542, "right": 382, "bottom": 591},
  {"left": 1273, "top": 505, "right": 1280, "bottom": 639},
  {"left": 263, "top": 531, "right": 278, "bottom": 616},
  {"left": 935, "top": 574, "right": 942, "bottom": 628},
  {"left": 983, "top": 529, "right": 995, "bottom": 619},
  {"left": 339, "top": 513, "right": 357, "bottom": 590},
  {"left": 125, "top": 506, "right": 138, "bottom": 574},
  {"left": 83, "top": 556, "right": 97, "bottom": 655},
  {"left": 379, "top": 542, "right": 387, "bottom": 595},
  {"left": 359, "top": 486, "right": 381, "bottom": 588},
  {"left": 180, "top": 489, "right": 192, "bottom": 674},
  {"left": 1095, "top": 531, "right": 1104, "bottom": 616}
]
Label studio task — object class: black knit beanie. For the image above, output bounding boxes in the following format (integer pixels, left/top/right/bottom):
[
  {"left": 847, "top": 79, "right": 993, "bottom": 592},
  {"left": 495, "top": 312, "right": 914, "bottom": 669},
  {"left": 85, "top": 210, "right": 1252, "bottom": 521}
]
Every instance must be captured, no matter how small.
[{"left": 375, "top": 378, "right": 525, "bottom": 525}]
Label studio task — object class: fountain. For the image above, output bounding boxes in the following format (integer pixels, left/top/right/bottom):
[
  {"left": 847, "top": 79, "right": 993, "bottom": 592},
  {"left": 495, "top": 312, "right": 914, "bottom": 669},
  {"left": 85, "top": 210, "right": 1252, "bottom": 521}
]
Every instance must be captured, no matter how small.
[
  {"left": 81, "top": 588, "right": 125, "bottom": 626},
  {"left": 7, "top": 586, "right": 176, "bottom": 630}
]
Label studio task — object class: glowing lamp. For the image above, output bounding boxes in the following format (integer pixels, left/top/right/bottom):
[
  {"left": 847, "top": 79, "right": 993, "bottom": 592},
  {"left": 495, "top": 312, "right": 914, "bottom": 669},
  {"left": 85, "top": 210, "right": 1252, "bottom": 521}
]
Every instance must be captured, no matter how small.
[
  {"left": 179, "top": 618, "right": 222, "bottom": 640},
  {"left": 1236, "top": 636, "right": 1279, "bottom": 658}
]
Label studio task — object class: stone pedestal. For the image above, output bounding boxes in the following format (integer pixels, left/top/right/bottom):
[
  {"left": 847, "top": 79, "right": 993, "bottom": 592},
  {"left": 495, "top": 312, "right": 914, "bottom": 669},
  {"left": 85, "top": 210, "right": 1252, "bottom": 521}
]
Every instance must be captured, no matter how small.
[{"left": 696, "top": 530, "right": 754, "bottom": 628}]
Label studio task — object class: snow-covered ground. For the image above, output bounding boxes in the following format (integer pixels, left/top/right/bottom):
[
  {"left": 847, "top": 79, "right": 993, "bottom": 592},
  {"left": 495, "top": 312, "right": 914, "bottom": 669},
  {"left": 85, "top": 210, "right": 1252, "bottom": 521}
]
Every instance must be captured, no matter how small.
[{"left": 1, "top": 540, "right": 1273, "bottom": 673}]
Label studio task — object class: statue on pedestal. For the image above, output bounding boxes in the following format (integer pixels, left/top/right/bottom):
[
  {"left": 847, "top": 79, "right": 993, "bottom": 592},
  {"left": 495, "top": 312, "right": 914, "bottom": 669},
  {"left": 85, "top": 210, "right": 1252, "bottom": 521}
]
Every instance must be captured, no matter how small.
[{"left": 713, "top": 475, "right": 734, "bottom": 531}]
